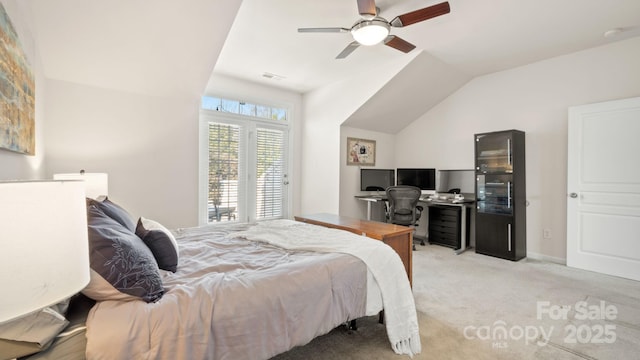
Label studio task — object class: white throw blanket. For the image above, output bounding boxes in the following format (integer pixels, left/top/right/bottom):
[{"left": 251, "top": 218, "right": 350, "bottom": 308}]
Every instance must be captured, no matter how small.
[{"left": 229, "top": 220, "right": 421, "bottom": 356}]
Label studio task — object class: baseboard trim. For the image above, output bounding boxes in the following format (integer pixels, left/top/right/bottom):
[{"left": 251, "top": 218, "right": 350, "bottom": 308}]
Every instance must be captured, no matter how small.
[{"left": 527, "top": 252, "right": 566, "bottom": 265}]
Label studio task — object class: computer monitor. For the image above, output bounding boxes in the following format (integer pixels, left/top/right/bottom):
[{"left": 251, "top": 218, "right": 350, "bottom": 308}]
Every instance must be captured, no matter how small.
[
  {"left": 360, "top": 169, "right": 395, "bottom": 191},
  {"left": 436, "top": 169, "right": 475, "bottom": 194},
  {"left": 396, "top": 168, "right": 436, "bottom": 191}
]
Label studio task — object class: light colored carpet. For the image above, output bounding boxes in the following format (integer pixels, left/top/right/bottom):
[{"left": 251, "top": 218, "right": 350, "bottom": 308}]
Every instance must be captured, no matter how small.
[
  {"left": 545, "top": 295, "right": 640, "bottom": 359},
  {"left": 271, "top": 244, "right": 640, "bottom": 359},
  {"left": 272, "top": 312, "right": 507, "bottom": 360},
  {"left": 413, "top": 245, "right": 640, "bottom": 359}
]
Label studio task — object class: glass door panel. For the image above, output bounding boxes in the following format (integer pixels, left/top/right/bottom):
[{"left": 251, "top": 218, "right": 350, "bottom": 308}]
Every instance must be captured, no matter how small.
[
  {"left": 207, "top": 122, "right": 243, "bottom": 223},
  {"left": 476, "top": 174, "right": 513, "bottom": 215},
  {"left": 476, "top": 132, "right": 513, "bottom": 173},
  {"left": 255, "top": 127, "right": 286, "bottom": 220}
]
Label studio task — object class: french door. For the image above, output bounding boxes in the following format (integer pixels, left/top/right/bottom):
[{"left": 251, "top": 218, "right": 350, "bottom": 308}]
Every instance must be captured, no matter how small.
[{"left": 200, "top": 111, "right": 289, "bottom": 224}]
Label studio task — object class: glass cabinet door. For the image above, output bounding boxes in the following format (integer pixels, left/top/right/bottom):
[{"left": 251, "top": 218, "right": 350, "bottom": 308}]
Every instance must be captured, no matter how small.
[
  {"left": 476, "top": 132, "right": 513, "bottom": 174},
  {"left": 476, "top": 174, "right": 513, "bottom": 215}
]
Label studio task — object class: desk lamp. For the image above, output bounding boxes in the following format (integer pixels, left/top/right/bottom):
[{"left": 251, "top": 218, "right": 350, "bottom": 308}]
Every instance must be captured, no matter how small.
[{"left": 54, "top": 170, "right": 108, "bottom": 199}]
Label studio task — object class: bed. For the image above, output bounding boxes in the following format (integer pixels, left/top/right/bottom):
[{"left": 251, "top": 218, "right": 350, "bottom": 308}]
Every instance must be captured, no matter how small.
[{"left": 2, "top": 198, "right": 420, "bottom": 360}]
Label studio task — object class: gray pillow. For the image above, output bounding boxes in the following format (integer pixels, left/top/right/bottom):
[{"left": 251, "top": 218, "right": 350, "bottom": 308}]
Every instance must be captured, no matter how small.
[
  {"left": 89, "top": 197, "right": 137, "bottom": 233},
  {"left": 135, "top": 217, "right": 179, "bottom": 273},
  {"left": 84, "top": 204, "right": 164, "bottom": 303}
]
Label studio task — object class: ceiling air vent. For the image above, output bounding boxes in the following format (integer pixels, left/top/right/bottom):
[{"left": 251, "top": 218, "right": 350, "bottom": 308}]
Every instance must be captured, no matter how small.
[{"left": 262, "top": 72, "right": 285, "bottom": 81}]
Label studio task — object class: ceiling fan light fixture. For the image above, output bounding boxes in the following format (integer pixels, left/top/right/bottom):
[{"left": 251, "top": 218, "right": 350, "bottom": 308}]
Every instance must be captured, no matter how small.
[{"left": 351, "top": 19, "right": 390, "bottom": 46}]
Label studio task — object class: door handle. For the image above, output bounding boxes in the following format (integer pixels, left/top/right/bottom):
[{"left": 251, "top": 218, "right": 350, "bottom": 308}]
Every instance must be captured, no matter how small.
[{"left": 569, "top": 193, "right": 578, "bottom": 198}]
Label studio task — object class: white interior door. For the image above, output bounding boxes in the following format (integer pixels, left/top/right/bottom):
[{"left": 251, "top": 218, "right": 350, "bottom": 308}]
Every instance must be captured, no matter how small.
[{"left": 567, "top": 97, "right": 640, "bottom": 281}]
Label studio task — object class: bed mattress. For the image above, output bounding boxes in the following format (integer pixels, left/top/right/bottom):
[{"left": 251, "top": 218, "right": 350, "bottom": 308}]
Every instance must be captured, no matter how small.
[{"left": 85, "top": 223, "right": 372, "bottom": 360}]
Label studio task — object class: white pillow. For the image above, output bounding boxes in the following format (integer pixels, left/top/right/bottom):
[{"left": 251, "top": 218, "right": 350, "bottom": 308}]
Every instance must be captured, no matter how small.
[{"left": 0, "top": 305, "right": 69, "bottom": 358}]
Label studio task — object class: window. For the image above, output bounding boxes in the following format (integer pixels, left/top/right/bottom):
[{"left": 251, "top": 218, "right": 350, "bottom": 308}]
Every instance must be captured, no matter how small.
[
  {"left": 202, "top": 96, "right": 287, "bottom": 121},
  {"left": 200, "top": 96, "right": 290, "bottom": 224}
]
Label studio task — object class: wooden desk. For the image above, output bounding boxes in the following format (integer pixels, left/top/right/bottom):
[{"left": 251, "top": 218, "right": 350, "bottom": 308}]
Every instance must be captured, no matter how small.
[{"left": 294, "top": 213, "right": 413, "bottom": 286}]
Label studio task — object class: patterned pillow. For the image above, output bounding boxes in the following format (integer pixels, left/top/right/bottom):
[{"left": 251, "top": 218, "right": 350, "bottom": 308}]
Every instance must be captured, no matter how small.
[
  {"left": 83, "top": 204, "right": 164, "bottom": 303},
  {"left": 135, "top": 217, "right": 179, "bottom": 273}
]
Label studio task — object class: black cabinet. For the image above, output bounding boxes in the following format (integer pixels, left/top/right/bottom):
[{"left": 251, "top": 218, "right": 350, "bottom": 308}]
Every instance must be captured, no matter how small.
[
  {"left": 474, "top": 130, "right": 526, "bottom": 261},
  {"left": 428, "top": 205, "right": 470, "bottom": 250}
]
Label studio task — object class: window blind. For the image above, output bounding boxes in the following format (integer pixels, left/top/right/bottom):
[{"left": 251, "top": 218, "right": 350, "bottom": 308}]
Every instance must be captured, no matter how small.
[
  {"left": 256, "top": 127, "right": 284, "bottom": 220},
  {"left": 207, "top": 122, "right": 244, "bottom": 222}
]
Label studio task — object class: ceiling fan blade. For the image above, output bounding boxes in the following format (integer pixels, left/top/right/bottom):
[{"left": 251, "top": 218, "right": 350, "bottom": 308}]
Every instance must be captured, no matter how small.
[
  {"left": 298, "top": 27, "right": 350, "bottom": 33},
  {"left": 357, "top": 0, "right": 377, "bottom": 19},
  {"left": 389, "top": 1, "right": 450, "bottom": 27},
  {"left": 336, "top": 42, "right": 360, "bottom": 59},
  {"left": 384, "top": 35, "right": 416, "bottom": 53}
]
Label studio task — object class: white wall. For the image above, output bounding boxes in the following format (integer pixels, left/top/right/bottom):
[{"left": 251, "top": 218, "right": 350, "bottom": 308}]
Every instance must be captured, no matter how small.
[
  {"left": 339, "top": 127, "right": 396, "bottom": 220},
  {"left": 44, "top": 79, "right": 200, "bottom": 229},
  {"left": 301, "top": 54, "right": 418, "bottom": 216},
  {"left": 396, "top": 36, "right": 640, "bottom": 261},
  {"left": 41, "top": 76, "right": 301, "bottom": 232},
  {"left": 0, "top": 0, "right": 46, "bottom": 181}
]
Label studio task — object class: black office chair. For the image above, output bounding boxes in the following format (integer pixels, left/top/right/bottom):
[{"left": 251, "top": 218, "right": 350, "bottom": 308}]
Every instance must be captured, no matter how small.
[{"left": 385, "top": 185, "right": 424, "bottom": 249}]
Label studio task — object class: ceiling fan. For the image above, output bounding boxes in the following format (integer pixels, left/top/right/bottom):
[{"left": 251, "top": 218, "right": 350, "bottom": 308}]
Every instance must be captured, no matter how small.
[{"left": 298, "top": 0, "right": 450, "bottom": 59}]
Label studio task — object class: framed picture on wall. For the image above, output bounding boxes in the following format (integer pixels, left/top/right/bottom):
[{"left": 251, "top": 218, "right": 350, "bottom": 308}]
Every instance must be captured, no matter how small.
[
  {"left": 0, "top": 3, "right": 35, "bottom": 155},
  {"left": 347, "top": 137, "right": 376, "bottom": 166}
]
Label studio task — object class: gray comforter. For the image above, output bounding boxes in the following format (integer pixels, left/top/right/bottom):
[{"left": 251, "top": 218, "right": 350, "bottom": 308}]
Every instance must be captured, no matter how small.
[{"left": 85, "top": 223, "right": 372, "bottom": 360}]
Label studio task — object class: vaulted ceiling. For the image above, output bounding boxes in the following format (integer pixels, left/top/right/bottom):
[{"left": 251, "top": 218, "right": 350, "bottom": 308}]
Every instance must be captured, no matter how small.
[
  {"left": 27, "top": 0, "right": 242, "bottom": 98},
  {"left": 214, "top": 0, "right": 640, "bottom": 93},
  {"left": 27, "top": 0, "right": 640, "bottom": 133}
]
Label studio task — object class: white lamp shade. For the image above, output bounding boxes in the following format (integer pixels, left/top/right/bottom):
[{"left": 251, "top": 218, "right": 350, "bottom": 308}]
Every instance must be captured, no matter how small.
[
  {"left": 54, "top": 172, "right": 108, "bottom": 199},
  {"left": 0, "top": 181, "right": 90, "bottom": 323}
]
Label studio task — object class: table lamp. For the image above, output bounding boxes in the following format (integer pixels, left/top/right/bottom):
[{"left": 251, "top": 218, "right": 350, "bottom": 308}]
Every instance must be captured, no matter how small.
[
  {"left": 54, "top": 170, "right": 108, "bottom": 199},
  {"left": 0, "top": 180, "right": 90, "bottom": 323}
]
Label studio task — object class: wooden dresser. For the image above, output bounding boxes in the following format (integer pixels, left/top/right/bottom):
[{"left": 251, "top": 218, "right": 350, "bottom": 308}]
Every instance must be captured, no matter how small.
[{"left": 294, "top": 213, "right": 413, "bottom": 286}]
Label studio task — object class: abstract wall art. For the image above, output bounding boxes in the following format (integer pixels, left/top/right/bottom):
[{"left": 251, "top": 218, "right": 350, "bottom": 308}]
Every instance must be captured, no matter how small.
[{"left": 0, "top": 3, "right": 35, "bottom": 155}]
